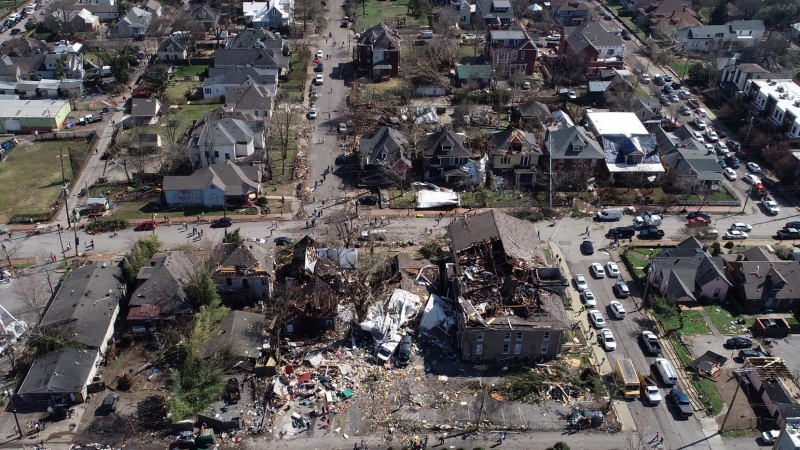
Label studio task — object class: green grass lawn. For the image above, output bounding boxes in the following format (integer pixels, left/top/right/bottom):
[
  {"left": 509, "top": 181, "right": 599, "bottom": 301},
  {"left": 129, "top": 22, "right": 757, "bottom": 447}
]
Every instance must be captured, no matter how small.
[
  {"left": 165, "top": 81, "right": 200, "bottom": 103},
  {"left": 704, "top": 304, "right": 748, "bottom": 335},
  {"left": 661, "top": 309, "right": 711, "bottom": 334},
  {"left": 173, "top": 65, "right": 208, "bottom": 79},
  {"left": 0, "top": 141, "right": 76, "bottom": 221},
  {"left": 670, "top": 338, "right": 692, "bottom": 366},
  {"left": 695, "top": 377, "right": 723, "bottom": 416},
  {"left": 112, "top": 201, "right": 262, "bottom": 221},
  {"left": 358, "top": 0, "right": 420, "bottom": 30},
  {"left": 624, "top": 247, "right": 656, "bottom": 279},
  {"left": 156, "top": 104, "right": 218, "bottom": 143},
  {"left": 458, "top": 44, "right": 479, "bottom": 59}
]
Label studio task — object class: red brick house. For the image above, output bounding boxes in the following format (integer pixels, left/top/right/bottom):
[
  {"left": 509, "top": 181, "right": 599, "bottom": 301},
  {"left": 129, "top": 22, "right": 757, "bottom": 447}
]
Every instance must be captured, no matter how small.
[
  {"left": 484, "top": 22, "right": 537, "bottom": 77},
  {"left": 356, "top": 23, "right": 402, "bottom": 80}
]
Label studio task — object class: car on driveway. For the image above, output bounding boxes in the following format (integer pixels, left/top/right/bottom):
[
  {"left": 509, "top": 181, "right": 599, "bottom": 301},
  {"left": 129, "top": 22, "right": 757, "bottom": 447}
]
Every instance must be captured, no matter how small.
[
  {"left": 575, "top": 274, "right": 588, "bottom": 291},
  {"left": 606, "top": 261, "right": 620, "bottom": 277},
  {"left": 746, "top": 162, "right": 762, "bottom": 173},
  {"left": 730, "top": 223, "right": 753, "bottom": 232},
  {"left": 614, "top": 280, "right": 630, "bottom": 297},
  {"left": 600, "top": 328, "right": 616, "bottom": 351},
  {"left": 609, "top": 300, "right": 626, "bottom": 319},
  {"left": 669, "top": 93, "right": 679, "bottom": 102},
  {"left": 726, "top": 336, "right": 753, "bottom": 349},
  {"left": 581, "top": 290, "right": 596, "bottom": 307},
  {"left": 581, "top": 240, "right": 594, "bottom": 255},
  {"left": 723, "top": 167, "right": 737, "bottom": 181},
  {"left": 589, "top": 309, "right": 606, "bottom": 328},
  {"left": 743, "top": 173, "right": 760, "bottom": 185},
  {"left": 590, "top": 262, "right": 606, "bottom": 278},
  {"left": 724, "top": 230, "right": 748, "bottom": 240},
  {"left": 739, "top": 349, "right": 766, "bottom": 359}
]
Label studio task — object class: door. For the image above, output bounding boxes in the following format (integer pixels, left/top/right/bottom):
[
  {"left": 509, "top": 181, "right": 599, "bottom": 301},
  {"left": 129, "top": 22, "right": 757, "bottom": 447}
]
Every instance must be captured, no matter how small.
[{"left": 4, "top": 119, "right": 21, "bottom": 133}]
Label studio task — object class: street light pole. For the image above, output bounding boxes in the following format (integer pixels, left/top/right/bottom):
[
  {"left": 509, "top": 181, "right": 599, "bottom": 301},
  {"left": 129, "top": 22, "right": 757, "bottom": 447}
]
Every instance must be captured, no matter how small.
[
  {"left": 56, "top": 227, "right": 66, "bottom": 260},
  {"left": 6, "top": 390, "right": 22, "bottom": 439}
]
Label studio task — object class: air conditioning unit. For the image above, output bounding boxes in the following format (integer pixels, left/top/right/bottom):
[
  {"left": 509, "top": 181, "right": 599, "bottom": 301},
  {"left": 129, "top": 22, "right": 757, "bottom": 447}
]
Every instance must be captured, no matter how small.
[
  {"left": 794, "top": 100, "right": 800, "bottom": 107},
  {"left": 778, "top": 86, "right": 785, "bottom": 93}
]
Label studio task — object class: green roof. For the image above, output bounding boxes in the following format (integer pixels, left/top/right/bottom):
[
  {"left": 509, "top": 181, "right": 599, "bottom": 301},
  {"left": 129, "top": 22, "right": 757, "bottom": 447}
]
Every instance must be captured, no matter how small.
[{"left": 456, "top": 64, "right": 492, "bottom": 79}]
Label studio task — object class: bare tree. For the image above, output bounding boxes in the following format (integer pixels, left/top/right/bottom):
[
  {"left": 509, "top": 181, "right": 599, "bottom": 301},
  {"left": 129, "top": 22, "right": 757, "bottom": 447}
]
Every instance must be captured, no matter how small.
[
  {"left": 431, "top": 6, "right": 459, "bottom": 36},
  {"left": 0, "top": 239, "right": 23, "bottom": 267},
  {"left": 605, "top": 79, "right": 639, "bottom": 111},
  {"left": 12, "top": 272, "right": 50, "bottom": 325},
  {"left": 404, "top": 38, "right": 459, "bottom": 91},
  {"left": 270, "top": 95, "right": 301, "bottom": 177}
]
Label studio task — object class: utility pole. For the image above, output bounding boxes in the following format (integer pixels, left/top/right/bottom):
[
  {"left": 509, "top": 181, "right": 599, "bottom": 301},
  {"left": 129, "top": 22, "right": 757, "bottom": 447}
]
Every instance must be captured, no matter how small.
[
  {"left": 223, "top": 187, "right": 227, "bottom": 219},
  {"left": 59, "top": 148, "right": 71, "bottom": 229},
  {"left": 6, "top": 390, "right": 21, "bottom": 439},
  {"left": 548, "top": 129, "right": 553, "bottom": 209},
  {"left": 720, "top": 369, "right": 753, "bottom": 432},
  {"left": 741, "top": 184, "right": 752, "bottom": 214},
  {"left": 56, "top": 226, "right": 66, "bottom": 260}
]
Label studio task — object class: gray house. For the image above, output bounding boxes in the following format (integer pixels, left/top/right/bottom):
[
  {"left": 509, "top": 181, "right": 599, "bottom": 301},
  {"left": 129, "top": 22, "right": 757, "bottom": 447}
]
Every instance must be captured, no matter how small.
[
  {"left": 543, "top": 125, "right": 605, "bottom": 176},
  {"left": 202, "top": 68, "right": 278, "bottom": 99},
  {"left": 226, "top": 29, "right": 286, "bottom": 53},
  {"left": 213, "top": 243, "right": 273, "bottom": 302},
  {"left": 127, "top": 251, "right": 194, "bottom": 325},
  {"left": 648, "top": 237, "right": 731, "bottom": 303},
  {"left": 421, "top": 128, "right": 472, "bottom": 182},
  {"left": 40, "top": 260, "right": 124, "bottom": 354},
  {"left": 157, "top": 36, "right": 187, "bottom": 60},
  {"left": 163, "top": 161, "right": 261, "bottom": 208},
  {"left": 190, "top": 116, "right": 266, "bottom": 167},
  {"left": 474, "top": 0, "right": 514, "bottom": 28},
  {"left": 214, "top": 48, "right": 288, "bottom": 74},
  {"left": 15, "top": 347, "right": 101, "bottom": 406},
  {"left": 225, "top": 83, "right": 273, "bottom": 118},
  {"left": 117, "top": 7, "right": 151, "bottom": 37}
]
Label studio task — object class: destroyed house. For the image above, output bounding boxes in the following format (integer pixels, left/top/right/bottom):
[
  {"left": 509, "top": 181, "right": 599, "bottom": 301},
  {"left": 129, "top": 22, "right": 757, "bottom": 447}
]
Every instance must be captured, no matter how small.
[
  {"left": 448, "top": 211, "right": 569, "bottom": 362},
  {"left": 214, "top": 243, "right": 274, "bottom": 302},
  {"left": 285, "top": 275, "right": 338, "bottom": 336},
  {"left": 744, "top": 357, "right": 800, "bottom": 428}
]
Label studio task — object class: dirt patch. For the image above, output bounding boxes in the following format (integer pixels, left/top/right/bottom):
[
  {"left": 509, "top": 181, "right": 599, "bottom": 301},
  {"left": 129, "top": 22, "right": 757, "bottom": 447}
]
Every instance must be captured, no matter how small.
[{"left": 715, "top": 369, "right": 757, "bottom": 432}]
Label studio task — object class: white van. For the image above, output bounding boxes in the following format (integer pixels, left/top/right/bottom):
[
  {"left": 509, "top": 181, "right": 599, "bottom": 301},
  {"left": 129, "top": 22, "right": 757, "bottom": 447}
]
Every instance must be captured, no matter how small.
[{"left": 655, "top": 358, "right": 678, "bottom": 385}]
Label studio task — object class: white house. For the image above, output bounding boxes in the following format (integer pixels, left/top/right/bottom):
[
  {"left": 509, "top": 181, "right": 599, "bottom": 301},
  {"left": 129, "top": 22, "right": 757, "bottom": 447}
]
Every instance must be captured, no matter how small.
[
  {"left": 191, "top": 117, "right": 266, "bottom": 168},
  {"left": 76, "top": 0, "right": 115, "bottom": 6},
  {"left": 243, "top": 1, "right": 268, "bottom": 24},
  {"left": 202, "top": 67, "right": 277, "bottom": 99},
  {"left": 251, "top": 0, "right": 293, "bottom": 28},
  {"left": 117, "top": 7, "right": 151, "bottom": 37},
  {"left": 157, "top": 36, "right": 187, "bottom": 60},
  {"left": 745, "top": 78, "right": 800, "bottom": 139},
  {"left": 676, "top": 20, "right": 764, "bottom": 52},
  {"left": 140, "top": 0, "right": 162, "bottom": 17},
  {"left": 450, "top": 0, "right": 473, "bottom": 26}
]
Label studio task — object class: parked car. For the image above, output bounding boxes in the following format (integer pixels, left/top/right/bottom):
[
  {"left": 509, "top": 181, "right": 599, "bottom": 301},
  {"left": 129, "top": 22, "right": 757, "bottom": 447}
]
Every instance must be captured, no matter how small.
[
  {"left": 727, "top": 154, "right": 740, "bottom": 168},
  {"left": 762, "top": 430, "right": 781, "bottom": 444},
  {"left": 687, "top": 211, "right": 711, "bottom": 220},
  {"left": 723, "top": 230, "right": 748, "bottom": 240},
  {"left": 730, "top": 223, "right": 753, "bottom": 232},
  {"left": 723, "top": 167, "right": 737, "bottom": 181},
  {"left": 315, "top": 74, "right": 324, "bottom": 85},
  {"left": 589, "top": 309, "right": 606, "bottom": 328},
  {"left": 308, "top": 108, "right": 317, "bottom": 119},
  {"left": 606, "top": 261, "right": 620, "bottom": 277},
  {"left": 614, "top": 280, "right": 630, "bottom": 297},
  {"left": 580, "top": 240, "right": 594, "bottom": 254},
  {"left": 581, "top": 289, "right": 596, "bottom": 307},
  {"left": 705, "top": 130, "right": 719, "bottom": 142},
  {"left": 727, "top": 140, "right": 741, "bottom": 152},
  {"left": 746, "top": 162, "right": 762, "bottom": 173},
  {"left": 590, "top": 262, "right": 606, "bottom": 278},
  {"left": 134, "top": 220, "right": 157, "bottom": 231},
  {"left": 274, "top": 236, "right": 295, "bottom": 246},
  {"left": 743, "top": 173, "right": 760, "bottom": 185},
  {"left": 715, "top": 142, "right": 729, "bottom": 154},
  {"left": 357, "top": 195, "right": 379, "bottom": 205},
  {"left": 668, "top": 388, "right": 693, "bottom": 417},
  {"left": 761, "top": 177, "right": 777, "bottom": 189},
  {"left": 679, "top": 105, "right": 691, "bottom": 116},
  {"left": 739, "top": 349, "right": 766, "bottom": 359},
  {"left": 726, "top": 336, "right": 753, "bottom": 349},
  {"left": 644, "top": 385, "right": 662, "bottom": 404},
  {"left": 600, "top": 328, "right": 616, "bottom": 351},
  {"left": 395, "top": 335, "right": 412, "bottom": 367},
  {"left": 668, "top": 93, "right": 679, "bottom": 102},
  {"left": 609, "top": 300, "right": 626, "bottom": 319},
  {"left": 786, "top": 221, "right": 800, "bottom": 229},
  {"left": 574, "top": 274, "right": 588, "bottom": 291},
  {"left": 210, "top": 218, "right": 233, "bottom": 228}
]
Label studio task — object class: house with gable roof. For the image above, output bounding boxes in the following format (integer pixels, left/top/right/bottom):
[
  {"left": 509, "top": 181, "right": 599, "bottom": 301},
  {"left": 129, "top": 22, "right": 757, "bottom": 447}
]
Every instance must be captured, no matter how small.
[
  {"left": 213, "top": 242, "right": 273, "bottom": 301},
  {"left": 475, "top": 0, "right": 514, "bottom": 28},
  {"left": 187, "top": 4, "right": 219, "bottom": 29},
  {"left": 548, "top": 0, "right": 590, "bottom": 26},
  {"left": 247, "top": 0, "right": 293, "bottom": 29},
  {"left": 157, "top": 36, "right": 187, "bottom": 60},
  {"left": 676, "top": 20, "right": 765, "bottom": 52},
  {"left": 637, "top": 0, "right": 701, "bottom": 29},
  {"left": 724, "top": 247, "right": 800, "bottom": 312},
  {"left": 214, "top": 48, "right": 289, "bottom": 74},
  {"left": 202, "top": 68, "right": 278, "bottom": 99},
  {"left": 586, "top": 111, "right": 665, "bottom": 183},
  {"left": 542, "top": 124, "right": 605, "bottom": 176},
  {"left": 127, "top": 251, "right": 194, "bottom": 326},
  {"left": 560, "top": 21, "right": 625, "bottom": 73},
  {"left": 655, "top": 126, "right": 725, "bottom": 189},
  {"left": 421, "top": 128, "right": 472, "bottom": 182},
  {"left": 357, "top": 125, "right": 411, "bottom": 185},
  {"left": 647, "top": 237, "right": 731, "bottom": 303},
  {"left": 225, "top": 83, "right": 273, "bottom": 118},
  {"left": 485, "top": 22, "right": 537, "bottom": 77},
  {"left": 356, "top": 23, "right": 402, "bottom": 80},
  {"left": 488, "top": 128, "right": 542, "bottom": 186},
  {"left": 163, "top": 161, "right": 262, "bottom": 208},
  {"left": 117, "top": 7, "right": 151, "bottom": 37},
  {"left": 190, "top": 116, "right": 266, "bottom": 167}
]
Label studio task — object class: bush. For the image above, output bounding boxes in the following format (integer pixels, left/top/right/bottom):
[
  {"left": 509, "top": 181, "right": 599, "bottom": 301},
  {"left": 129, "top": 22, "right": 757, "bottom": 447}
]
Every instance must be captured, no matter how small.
[
  {"left": 774, "top": 245, "right": 792, "bottom": 260},
  {"left": 86, "top": 218, "right": 130, "bottom": 233},
  {"left": 256, "top": 196, "right": 268, "bottom": 205},
  {"left": 724, "top": 241, "right": 735, "bottom": 249},
  {"left": 120, "top": 333, "right": 134, "bottom": 347}
]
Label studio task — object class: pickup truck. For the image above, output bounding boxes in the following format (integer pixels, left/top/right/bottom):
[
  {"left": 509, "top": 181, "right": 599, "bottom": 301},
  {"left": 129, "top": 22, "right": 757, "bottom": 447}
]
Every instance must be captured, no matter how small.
[
  {"left": 669, "top": 388, "right": 693, "bottom": 417},
  {"left": 641, "top": 330, "right": 662, "bottom": 355},
  {"left": 778, "top": 228, "right": 800, "bottom": 240},
  {"left": 762, "top": 196, "right": 780, "bottom": 215},
  {"left": 638, "top": 227, "right": 665, "bottom": 240}
]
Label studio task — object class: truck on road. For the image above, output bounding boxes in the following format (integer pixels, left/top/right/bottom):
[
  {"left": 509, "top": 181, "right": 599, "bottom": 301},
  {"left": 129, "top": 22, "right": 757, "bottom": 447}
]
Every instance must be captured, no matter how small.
[
  {"left": 633, "top": 213, "right": 662, "bottom": 228},
  {"left": 596, "top": 208, "right": 623, "bottom": 222},
  {"left": 615, "top": 359, "right": 640, "bottom": 399},
  {"left": 641, "top": 330, "right": 662, "bottom": 355},
  {"left": 638, "top": 227, "right": 665, "bottom": 240}
]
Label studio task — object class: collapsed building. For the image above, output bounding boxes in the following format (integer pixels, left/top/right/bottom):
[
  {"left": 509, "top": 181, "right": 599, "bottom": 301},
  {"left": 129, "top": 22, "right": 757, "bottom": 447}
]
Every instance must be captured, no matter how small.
[{"left": 447, "top": 211, "right": 569, "bottom": 362}]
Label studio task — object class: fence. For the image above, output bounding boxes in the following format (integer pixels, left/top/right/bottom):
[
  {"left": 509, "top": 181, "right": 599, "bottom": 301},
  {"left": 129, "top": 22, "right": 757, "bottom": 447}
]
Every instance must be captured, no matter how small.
[{"left": 33, "top": 130, "right": 95, "bottom": 141}]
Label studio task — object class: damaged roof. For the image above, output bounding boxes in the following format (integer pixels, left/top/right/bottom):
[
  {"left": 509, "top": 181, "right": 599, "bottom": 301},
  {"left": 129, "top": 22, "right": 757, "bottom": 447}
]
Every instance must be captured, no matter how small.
[{"left": 448, "top": 210, "right": 544, "bottom": 264}]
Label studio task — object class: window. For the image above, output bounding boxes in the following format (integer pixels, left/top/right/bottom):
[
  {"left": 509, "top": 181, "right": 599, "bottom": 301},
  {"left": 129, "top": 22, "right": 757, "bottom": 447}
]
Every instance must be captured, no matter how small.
[
  {"left": 503, "top": 344, "right": 509, "bottom": 354},
  {"left": 205, "top": 151, "right": 209, "bottom": 158},
  {"left": 504, "top": 332, "right": 511, "bottom": 341},
  {"left": 225, "top": 153, "right": 231, "bottom": 160},
  {"left": 715, "top": 32, "right": 724, "bottom": 37},
  {"left": 476, "top": 332, "right": 484, "bottom": 342},
  {"left": 713, "top": 288, "right": 721, "bottom": 298},
  {"left": 242, "top": 278, "right": 249, "bottom": 288},
  {"left": 607, "top": 49, "right": 614, "bottom": 56},
  {"left": 514, "top": 343, "right": 522, "bottom": 355},
  {"left": 192, "top": 193, "right": 198, "bottom": 200},
  {"left": 557, "top": 159, "right": 565, "bottom": 167},
  {"left": 511, "top": 51, "right": 517, "bottom": 60},
  {"left": 326, "top": 319, "right": 334, "bottom": 327},
  {"left": 254, "top": 110, "right": 259, "bottom": 117},
  {"left": 497, "top": 52, "right": 509, "bottom": 61},
  {"left": 204, "top": 88, "right": 211, "bottom": 94},
  {"left": 540, "top": 344, "right": 549, "bottom": 355},
  {"left": 475, "top": 344, "right": 483, "bottom": 355},
  {"left": 172, "top": 193, "right": 178, "bottom": 199},
  {"left": 516, "top": 332, "right": 523, "bottom": 341},
  {"left": 520, "top": 51, "right": 525, "bottom": 59},
  {"left": 544, "top": 332, "right": 551, "bottom": 341},
  {"left": 500, "top": 156, "right": 511, "bottom": 165},
  {"left": 214, "top": 151, "right": 220, "bottom": 158},
  {"left": 520, "top": 156, "right": 530, "bottom": 166},
  {"left": 210, "top": 194, "right": 218, "bottom": 202},
  {"left": 226, "top": 278, "right": 232, "bottom": 286}
]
